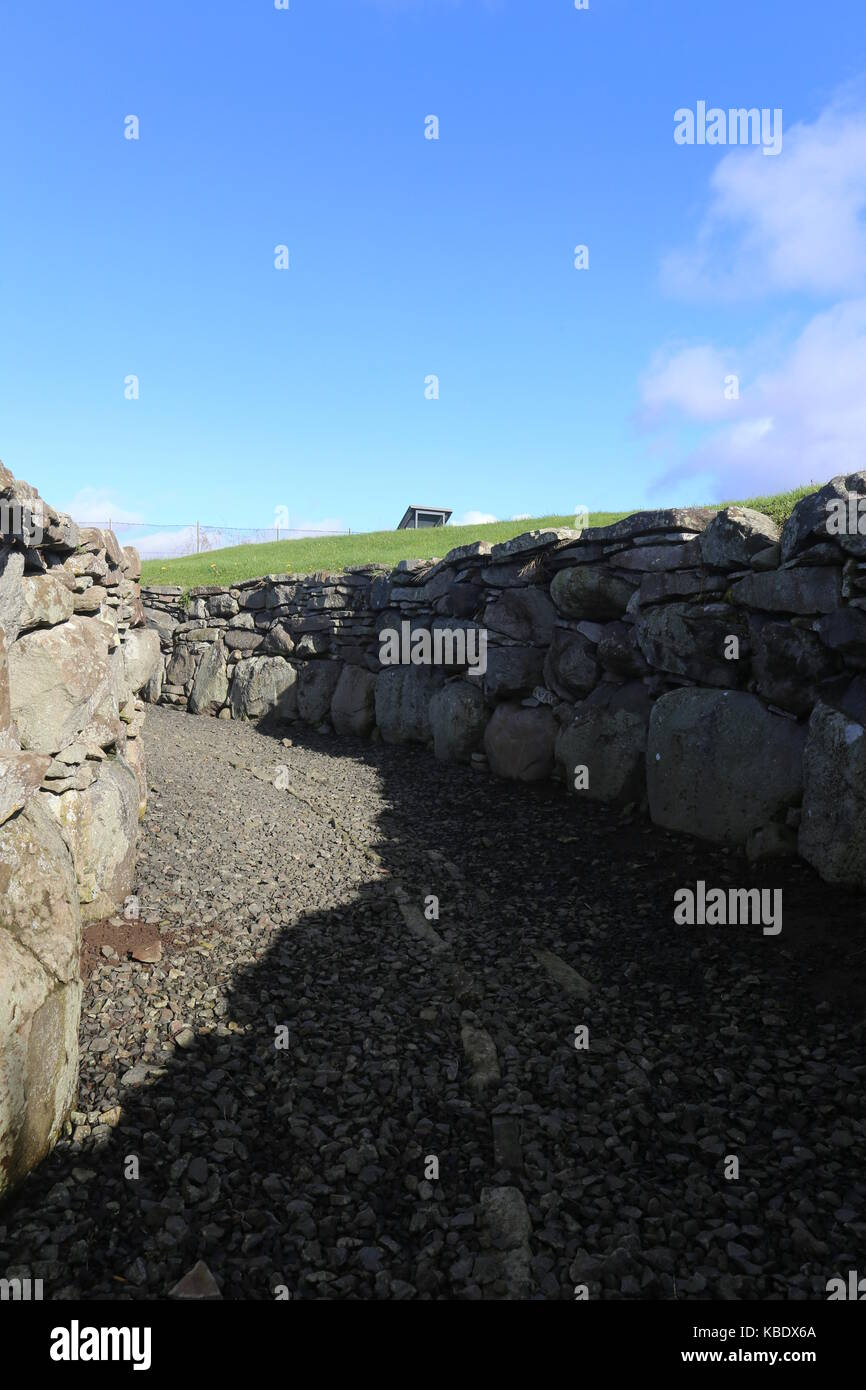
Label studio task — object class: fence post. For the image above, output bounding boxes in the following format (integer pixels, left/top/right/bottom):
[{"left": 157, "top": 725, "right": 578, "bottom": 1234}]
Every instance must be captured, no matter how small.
[{"left": 196, "top": 521, "right": 200, "bottom": 554}]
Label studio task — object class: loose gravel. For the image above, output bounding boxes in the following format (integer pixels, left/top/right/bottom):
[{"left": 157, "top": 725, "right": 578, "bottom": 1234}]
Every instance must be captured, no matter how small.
[{"left": 1, "top": 704, "right": 864, "bottom": 1300}]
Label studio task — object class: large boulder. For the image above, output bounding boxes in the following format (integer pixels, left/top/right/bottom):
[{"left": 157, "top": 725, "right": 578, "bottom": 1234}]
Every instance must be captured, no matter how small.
[
  {"left": 700, "top": 507, "right": 780, "bottom": 570},
  {"left": 556, "top": 705, "right": 648, "bottom": 806},
  {"left": 780, "top": 472, "right": 866, "bottom": 562},
  {"left": 595, "top": 621, "right": 650, "bottom": 678},
  {"left": 18, "top": 573, "right": 74, "bottom": 632},
  {"left": 484, "top": 704, "right": 557, "bottom": 782},
  {"left": 374, "top": 667, "right": 438, "bottom": 744},
  {"left": 751, "top": 620, "right": 837, "bottom": 715},
  {"left": 230, "top": 656, "right": 298, "bottom": 721},
  {"left": 0, "top": 626, "right": 12, "bottom": 747},
  {"left": 297, "top": 661, "right": 342, "bottom": 724},
  {"left": 799, "top": 700, "right": 866, "bottom": 885},
  {"left": 550, "top": 565, "right": 636, "bottom": 621},
  {"left": 429, "top": 679, "right": 488, "bottom": 762},
  {"left": 0, "top": 800, "right": 82, "bottom": 1197},
  {"left": 729, "top": 567, "right": 842, "bottom": 615},
  {"left": 188, "top": 643, "right": 230, "bottom": 715},
  {"left": 331, "top": 665, "right": 377, "bottom": 736},
  {"left": 483, "top": 587, "right": 557, "bottom": 645},
  {"left": 122, "top": 627, "right": 161, "bottom": 695},
  {"left": 0, "top": 546, "right": 25, "bottom": 643},
  {"left": 124, "top": 735, "right": 148, "bottom": 821},
  {"left": 647, "top": 688, "right": 805, "bottom": 845},
  {"left": 635, "top": 603, "right": 748, "bottom": 687},
  {"left": 8, "top": 614, "right": 111, "bottom": 754},
  {"left": 165, "top": 644, "right": 199, "bottom": 690},
  {"left": 141, "top": 657, "right": 164, "bottom": 705},
  {"left": 144, "top": 607, "right": 179, "bottom": 646},
  {"left": 0, "top": 749, "right": 51, "bottom": 826},
  {"left": 816, "top": 607, "right": 866, "bottom": 666},
  {"left": 543, "top": 628, "right": 600, "bottom": 699},
  {"left": 482, "top": 645, "right": 545, "bottom": 700},
  {"left": 42, "top": 757, "right": 140, "bottom": 920}
]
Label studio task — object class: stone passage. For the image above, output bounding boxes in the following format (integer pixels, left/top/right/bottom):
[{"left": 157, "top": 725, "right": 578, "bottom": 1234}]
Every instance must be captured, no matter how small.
[
  {"left": 2, "top": 704, "right": 863, "bottom": 1299},
  {"left": 1, "top": 460, "right": 158, "bottom": 1198},
  {"left": 144, "top": 471, "right": 866, "bottom": 890}
]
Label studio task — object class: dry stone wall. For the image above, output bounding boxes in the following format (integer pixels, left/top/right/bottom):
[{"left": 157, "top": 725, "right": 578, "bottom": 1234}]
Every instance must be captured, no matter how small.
[
  {"left": 143, "top": 471, "right": 866, "bottom": 892},
  {"left": 0, "top": 460, "right": 158, "bottom": 1198}
]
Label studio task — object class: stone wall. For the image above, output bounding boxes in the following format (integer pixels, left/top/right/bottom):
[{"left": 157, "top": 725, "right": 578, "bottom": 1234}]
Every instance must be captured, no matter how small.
[
  {"left": 0, "top": 461, "right": 158, "bottom": 1198},
  {"left": 143, "top": 472, "right": 866, "bottom": 891}
]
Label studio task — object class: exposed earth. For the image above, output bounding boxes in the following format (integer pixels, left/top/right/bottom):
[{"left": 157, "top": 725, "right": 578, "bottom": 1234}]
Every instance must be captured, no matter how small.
[{"left": 2, "top": 704, "right": 865, "bottom": 1300}]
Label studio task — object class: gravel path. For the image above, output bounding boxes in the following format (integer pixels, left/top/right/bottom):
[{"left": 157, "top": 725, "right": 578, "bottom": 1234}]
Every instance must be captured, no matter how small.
[{"left": 2, "top": 704, "right": 865, "bottom": 1300}]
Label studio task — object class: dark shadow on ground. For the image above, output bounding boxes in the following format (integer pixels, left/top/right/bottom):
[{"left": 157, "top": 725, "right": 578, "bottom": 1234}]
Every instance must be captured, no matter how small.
[{"left": 2, "top": 711, "right": 865, "bottom": 1300}]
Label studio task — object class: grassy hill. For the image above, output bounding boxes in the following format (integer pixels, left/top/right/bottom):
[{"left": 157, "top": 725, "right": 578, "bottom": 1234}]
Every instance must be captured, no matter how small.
[{"left": 140, "top": 486, "right": 815, "bottom": 590}]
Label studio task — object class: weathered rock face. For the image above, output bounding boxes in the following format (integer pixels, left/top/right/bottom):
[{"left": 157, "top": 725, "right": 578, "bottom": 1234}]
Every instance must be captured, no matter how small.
[
  {"left": 231, "top": 655, "right": 298, "bottom": 721},
  {"left": 483, "top": 645, "right": 545, "bottom": 700},
  {"left": 42, "top": 756, "right": 140, "bottom": 920},
  {"left": 124, "top": 735, "right": 148, "bottom": 821},
  {"left": 429, "top": 679, "right": 488, "bottom": 762},
  {"left": 8, "top": 615, "right": 111, "bottom": 753},
  {"left": 0, "top": 747, "right": 51, "bottom": 825},
  {"left": 700, "top": 507, "right": 780, "bottom": 570},
  {"left": 484, "top": 704, "right": 557, "bottom": 781},
  {"left": 297, "top": 660, "right": 341, "bottom": 724},
  {"left": 556, "top": 705, "right": 648, "bottom": 806},
  {"left": 18, "top": 573, "right": 74, "bottom": 632},
  {"left": 0, "top": 795, "right": 82, "bottom": 1194},
  {"left": 0, "top": 459, "right": 149, "bottom": 1200},
  {"left": 484, "top": 587, "right": 556, "bottom": 645},
  {"left": 166, "top": 644, "right": 199, "bottom": 690},
  {"left": 647, "top": 689, "right": 805, "bottom": 844},
  {"left": 550, "top": 565, "right": 636, "bottom": 620},
  {"left": 751, "top": 621, "right": 837, "bottom": 715},
  {"left": 799, "top": 700, "right": 866, "bottom": 885},
  {"left": 729, "top": 568, "right": 842, "bottom": 615},
  {"left": 122, "top": 627, "right": 161, "bottom": 694},
  {"left": 543, "top": 629, "right": 599, "bottom": 699},
  {"left": 780, "top": 471, "right": 866, "bottom": 562},
  {"left": 635, "top": 603, "right": 748, "bottom": 688},
  {"left": 331, "top": 665, "right": 377, "bottom": 736},
  {"left": 374, "top": 667, "right": 438, "bottom": 744},
  {"left": 0, "top": 547, "right": 25, "bottom": 643},
  {"left": 188, "top": 643, "right": 229, "bottom": 715}
]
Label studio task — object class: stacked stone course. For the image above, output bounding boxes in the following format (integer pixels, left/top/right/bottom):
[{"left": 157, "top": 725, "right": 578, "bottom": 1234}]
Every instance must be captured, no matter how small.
[
  {"left": 1, "top": 461, "right": 158, "bottom": 1197},
  {"left": 143, "top": 471, "right": 866, "bottom": 891}
]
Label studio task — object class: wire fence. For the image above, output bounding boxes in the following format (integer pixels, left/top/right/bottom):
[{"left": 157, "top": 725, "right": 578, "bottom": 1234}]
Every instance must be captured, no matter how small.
[{"left": 75, "top": 520, "right": 351, "bottom": 561}]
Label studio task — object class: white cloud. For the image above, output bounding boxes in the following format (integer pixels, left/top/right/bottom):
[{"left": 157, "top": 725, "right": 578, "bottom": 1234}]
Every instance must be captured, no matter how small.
[
  {"left": 662, "top": 101, "right": 866, "bottom": 299},
  {"left": 135, "top": 525, "right": 200, "bottom": 560},
  {"left": 511, "top": 512, "right": 531, "bottom": 520},
  {"left": 453, "top": 509, "right": 498, "bottom": 526},
  {"left": 646, "top": 297, "right": 866, "bottom": 498},
  {"left": 61, "top": 487, "right": 144, "bottom": 526},
  {"left": 286, "top": 516, "right": 347, "bottom": 536},
  {"left": 643, "top": 92, "right": 866, "bottom": 500},
  {"left": 638, "top": 344, "right": 739, "bottom": 424}
]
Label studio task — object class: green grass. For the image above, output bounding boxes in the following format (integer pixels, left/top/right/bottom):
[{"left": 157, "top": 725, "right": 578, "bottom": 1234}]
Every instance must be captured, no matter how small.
[
  {"left": 140, "top": 512, "right": 626, "bottom": 589},
  {"left": 140, "top": 487, "right": 814, "bottom": 591}
]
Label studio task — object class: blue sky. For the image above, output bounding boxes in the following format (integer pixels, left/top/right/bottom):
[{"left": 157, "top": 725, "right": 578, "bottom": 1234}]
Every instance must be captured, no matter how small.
[{"left": 2, "top": 0, "right": 866, "bottom": 553}]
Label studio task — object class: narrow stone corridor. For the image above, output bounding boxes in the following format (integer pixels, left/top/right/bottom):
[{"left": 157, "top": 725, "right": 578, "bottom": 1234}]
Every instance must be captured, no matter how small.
[{"left": 2, "top": 705, "right": 864, "bottom": 1300}]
